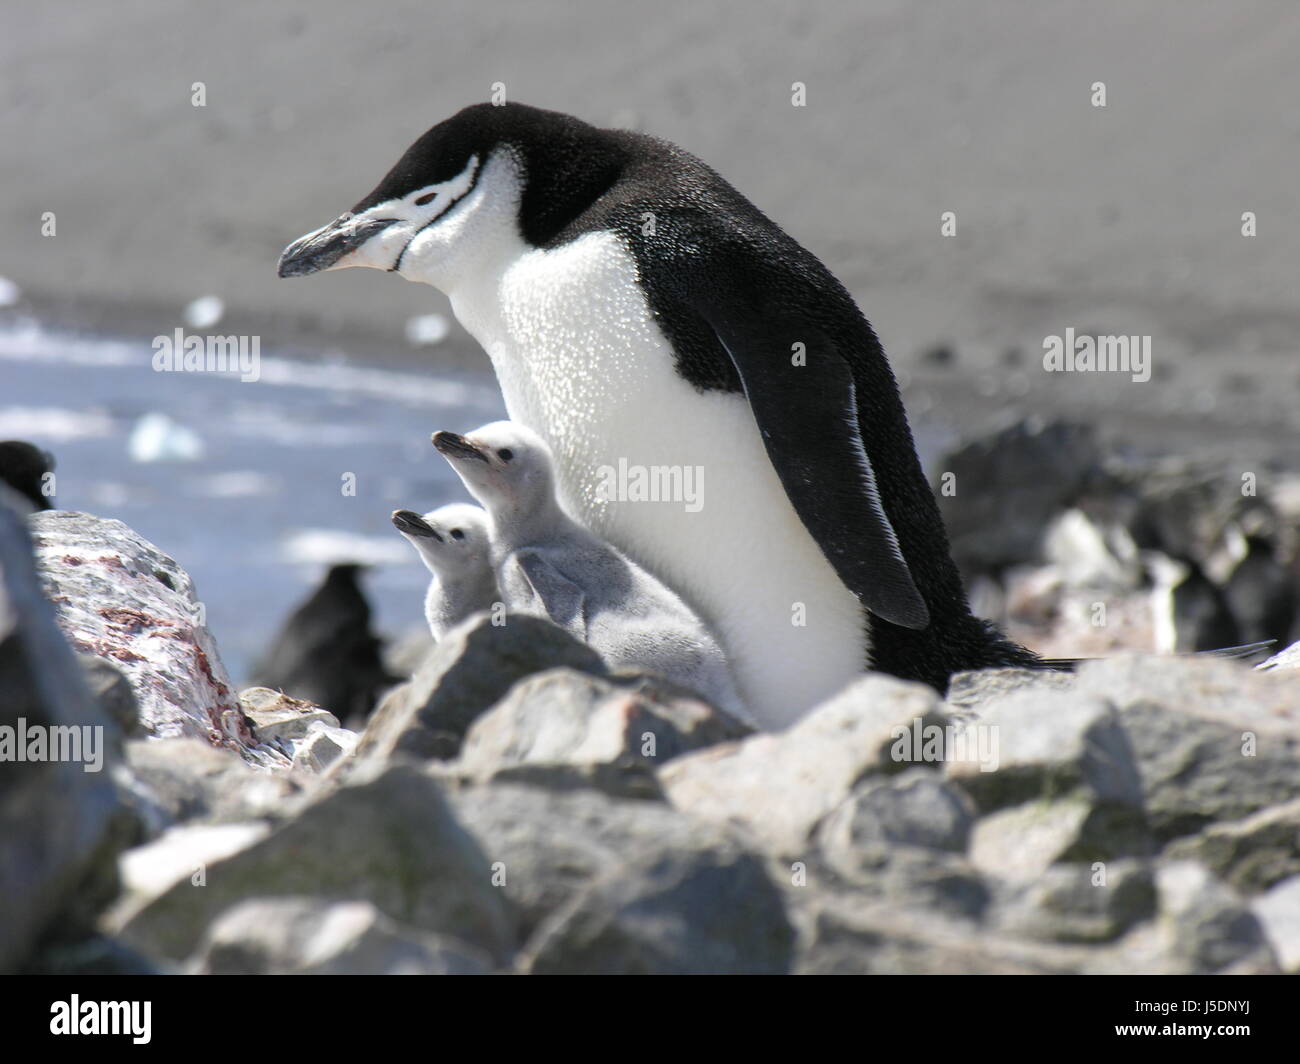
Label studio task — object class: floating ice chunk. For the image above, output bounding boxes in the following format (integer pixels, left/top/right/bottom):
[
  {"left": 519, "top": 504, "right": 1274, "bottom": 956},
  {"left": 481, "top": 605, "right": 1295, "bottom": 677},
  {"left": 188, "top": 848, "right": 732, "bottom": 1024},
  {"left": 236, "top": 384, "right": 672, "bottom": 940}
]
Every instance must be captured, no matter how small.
[
  {"left": 281, "top": 528, "right": 410, "bottom": 567},
  {"left": 0, "top": 277, "right": 21, "bottom": 307},
  {"left": 405, "top": 313, "right": 450, "bottom": 346},
  {"left": 128, "top": 412, "right": 205, "bottom": 463},
  {"left": 183, "top": 295, "right": 225, "bottom": 329}
]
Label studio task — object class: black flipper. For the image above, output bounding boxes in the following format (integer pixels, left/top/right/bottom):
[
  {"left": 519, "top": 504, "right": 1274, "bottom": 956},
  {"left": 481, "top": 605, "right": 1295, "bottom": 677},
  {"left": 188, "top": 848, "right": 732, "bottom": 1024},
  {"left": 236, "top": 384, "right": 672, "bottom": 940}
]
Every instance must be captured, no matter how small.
[{"left": 688, "top": 291, "right": 930, "bottom": 630}]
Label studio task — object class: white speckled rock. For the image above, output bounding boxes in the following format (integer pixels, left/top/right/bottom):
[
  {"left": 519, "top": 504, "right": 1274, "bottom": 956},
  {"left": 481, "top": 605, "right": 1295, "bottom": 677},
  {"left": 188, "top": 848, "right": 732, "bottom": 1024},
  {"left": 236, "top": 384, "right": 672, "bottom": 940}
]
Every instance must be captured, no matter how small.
[{"left": 28, "top": 511, "right": 279, "bottom": 764}]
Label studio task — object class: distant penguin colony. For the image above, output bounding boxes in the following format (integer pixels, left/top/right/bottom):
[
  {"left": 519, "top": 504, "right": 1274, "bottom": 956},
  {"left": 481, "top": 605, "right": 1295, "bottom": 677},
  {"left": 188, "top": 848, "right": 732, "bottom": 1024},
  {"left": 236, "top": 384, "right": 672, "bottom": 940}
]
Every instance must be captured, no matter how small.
[
  {"left": 279, "top": 102, "right": 1103, "bottom": 727},
  {"left": 391, "top": 502, "right": 498, "bottom": 638},
  {"left": 430, "top": 420, "right": 750, "bottom": 721}
]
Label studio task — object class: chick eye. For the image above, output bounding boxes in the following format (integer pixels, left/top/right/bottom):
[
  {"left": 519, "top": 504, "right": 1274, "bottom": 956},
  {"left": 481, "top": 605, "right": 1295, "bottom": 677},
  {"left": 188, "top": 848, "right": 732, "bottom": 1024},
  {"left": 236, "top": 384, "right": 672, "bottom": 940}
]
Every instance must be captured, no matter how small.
[
  {"left": 498, "top": 448, "right": 514, "bottom": 462},
  {"left": 414, "top": 192, "right": 436, "bottom": 206},
  {"left": 450, "top": 528, "right": 465, "bottom": 540}
]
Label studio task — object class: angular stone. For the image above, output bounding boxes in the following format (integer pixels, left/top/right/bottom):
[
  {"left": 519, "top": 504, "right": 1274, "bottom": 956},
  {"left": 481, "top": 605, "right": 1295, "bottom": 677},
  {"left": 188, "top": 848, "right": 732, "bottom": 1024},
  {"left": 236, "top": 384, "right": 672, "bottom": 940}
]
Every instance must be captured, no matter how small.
[
  {"left": 122, "top": 737, "right": 302, "bottom": 832},
  {"left": 239, "top": 687, "right": 339, "bottom": 743},
  {"left": 189, "top": 898, "right": 492, "bottom": 975},
  {"left": 945, "top": 690, "right": 1144, "bottom": 815},
  {"left": 1076, "top": 655, "right": 1300, "bottom": 842},
  {"left": 291, "top": 721, "right": 358, "bottom": 774},
  {"left": 1163, "top": 798, "right": 1300, "bottom": 894},
  {"left": 1153, "top": 860, "right": 1275, "bottom": 973},
  {"left": 1251, "top": 876, "right": 1300, "bottom": 974},
  {"left": 816, "top": 769, "right": 975, "bottom": 883},
  {"left": 116, "top": 765, "right": 515, "bottom": 964},
  {"left": 995, "top": 861, "right": 1156, "bottom": 944},
  {"left": 970, "top": 797, "right": 1149, "bottom": 884},
  {"left": 348, "top": 613, "right": 605, "bottom": 770},
  {"left": 27, "top": 510, "right": 270, "bottom": 760},
  {"left": 659, "top": 674, "right": 947, "bottom": 856},
  {"left": 456, "top": 668, "right": 750, "bottom": 799},
  {"left": 520, "top": 846, "right": 793, "bottom": 975}
]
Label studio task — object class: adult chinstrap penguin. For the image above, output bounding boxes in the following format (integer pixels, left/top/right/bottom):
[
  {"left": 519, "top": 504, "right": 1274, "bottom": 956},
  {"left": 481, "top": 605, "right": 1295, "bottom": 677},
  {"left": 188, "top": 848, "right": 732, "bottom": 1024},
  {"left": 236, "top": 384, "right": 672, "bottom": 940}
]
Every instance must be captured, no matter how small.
[{"left": 279, "top": 102, "right": 1039, "bottom": 727}]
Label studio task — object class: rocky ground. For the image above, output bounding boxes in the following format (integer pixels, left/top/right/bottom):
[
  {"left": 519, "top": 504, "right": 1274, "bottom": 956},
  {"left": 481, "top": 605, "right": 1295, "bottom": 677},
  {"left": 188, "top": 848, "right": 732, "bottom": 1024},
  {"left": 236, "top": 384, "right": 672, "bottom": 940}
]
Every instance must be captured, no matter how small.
[{"left": 3, "top": 443, "right": 1298, "bottom": 975}]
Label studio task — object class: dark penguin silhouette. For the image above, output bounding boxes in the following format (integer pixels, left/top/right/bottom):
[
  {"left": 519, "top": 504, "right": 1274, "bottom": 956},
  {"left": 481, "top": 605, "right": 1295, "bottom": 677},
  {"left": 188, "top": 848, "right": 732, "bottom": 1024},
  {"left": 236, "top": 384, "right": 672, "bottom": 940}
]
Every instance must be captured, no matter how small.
[
  {"left": 1223, "top": 535, "right": 1298, "bottom": 647},
  {"left": 278, "top": 102, "right": 1044, "bottom": 724},
  {"left": 0, "top": 441, "right": 55, "bottom": 512},
  {"left": 252, "top": 563, "right": 398, "bottom": 722}
]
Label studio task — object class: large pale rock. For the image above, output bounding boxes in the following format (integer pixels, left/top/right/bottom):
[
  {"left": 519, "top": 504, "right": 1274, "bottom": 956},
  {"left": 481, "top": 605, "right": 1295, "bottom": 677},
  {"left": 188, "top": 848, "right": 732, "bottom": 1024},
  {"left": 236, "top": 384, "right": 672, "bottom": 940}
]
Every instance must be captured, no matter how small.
[
  {"left": 446, "top": 782, "right": 747, "bottom": 943},
  {"left": 1151, "top": 860, "right": 1275, "bottom": 973},
  {"left": 994, "top": 861, "right": 1156, "bottom": 944},
  {"left": 1259, "top": 640, "right": 1300, "bottom": 672},
  {"left": 0, "top": 493, "right": 127, "bottom": 971},
  {"left": 1251, "top": 876, "right": 1300, "bottom": 974},
  {"left": 521, "top": 845, "right": 793, "bottom": 975},
  {"left": 659, "top": 674, "right": 947, "bottom": 856},
  {"left": 189, "top": 898, "right": 491, "bottom": 975},
  {"left": 456, "top": 668, "right": 750, "bottom": 799},
  {"left": 1075, "top": 655, "right": 1300, "bottom": 842},
  {"left": 116, "top": 765, "right": 515, "bottom": 964},
  {"left": 239, "top": 687, "right": 339, "bottom": 743},
  {"left": 944, "top": 689, "right": 1145, "bottom": 816},
  {"left": 816, "top": 769, "right": 975, "bottom": 884},
  {"left": 970, "top": 797, "right": 1148, "bottom": 884},
  {"left": 348, "top": 613, "right": 605, "bottom": 769},
  {"left": 122, "top": 737, "right": 302, "bottom": 833},
  {"left": 27, "top": 510, "right": 272, "bottom": 761},
  {"left": 1163, "top": 798, "right": 1300, "bottom": 894}
]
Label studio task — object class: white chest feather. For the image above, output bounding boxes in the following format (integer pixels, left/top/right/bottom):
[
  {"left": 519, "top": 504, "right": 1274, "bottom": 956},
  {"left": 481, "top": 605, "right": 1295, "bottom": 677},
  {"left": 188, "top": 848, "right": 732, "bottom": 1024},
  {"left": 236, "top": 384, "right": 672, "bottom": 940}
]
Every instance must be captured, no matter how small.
[{"left": 448, "top": 229, "right": 866, "bottom": 727}]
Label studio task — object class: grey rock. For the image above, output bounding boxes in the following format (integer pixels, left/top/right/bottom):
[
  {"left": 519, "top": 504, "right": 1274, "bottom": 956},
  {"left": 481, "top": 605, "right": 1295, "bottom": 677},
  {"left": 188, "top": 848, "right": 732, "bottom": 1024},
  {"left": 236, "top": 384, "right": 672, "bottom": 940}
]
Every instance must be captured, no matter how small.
[
  {"left": 792, "top": 892, "right": 1095, "bottom": 975},
  {"left": 78, "top": 655, "right": 141, "bottom": 736},
  {"left": 239, "top": 687, "right": 340, "bottom": 742},
  {"left": 290, "top": 721, "right": 358, "bottom": 774},
  {"left": 995, "top": 861, "right": 1156, "bottom": 944},
  {"left": 446, "top": 782, "right": 752, "bottom": 944},
  {"left": 659, "top": 673, "right": 947, "bottom": 856},
  {"left": 1153, "top": 860, "right": 1275, "bottom": 973},
  {"left": 189, "top": 898, "right": 491, "bottom": 975},
  {"left": 117, "top": 765, "right": 515, "bottom": 964},
  {"left": 521, "top": 845, "right": 793, "bottom": 975},
  {"left": 456, "top": 667, "right": 750, "bottom": 799},
  {"left": 816, "top": 769, "right": 975, "bottom": 881},
  {"left": 27, "top": 510, "right": 271, "bottom": 760},
  {"left": 0, "top": 491, "right": 127, "bottom": 972},
  {"left": 970, "top": 797, "right": 1149, "bottom": 883},
  {"left": 348, "top": 612, "right": 605, "bottom": 770},
  {"left": 1163, "top": 798, "right": 1300, "bottom": 894},
  {"left": 1251, "top": 875, "right": 1300, "bottom": 974},
  {"left": 123, "top": 736, "right": 302, "bottom": 831},
  {"left": 1076, "top": 655, "right": 1300, "bottom": 842},
  {"left": 944, "top": 667, "right": 1076, "bottom": 717},
  {"left": 945, "top": 689, "right": 1146, "bottom": 818}
]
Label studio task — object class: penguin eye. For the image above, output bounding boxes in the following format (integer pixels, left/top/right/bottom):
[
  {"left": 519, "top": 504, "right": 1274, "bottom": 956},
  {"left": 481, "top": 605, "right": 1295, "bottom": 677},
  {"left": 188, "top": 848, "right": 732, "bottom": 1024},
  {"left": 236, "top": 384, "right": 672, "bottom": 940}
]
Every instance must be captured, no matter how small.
[
  {"left": 414, "top": 192, "right": 436, "bottom": 206},
  {"left": 450, "top": 528, "right": 465, "bottom": 540},
  {"left": 498, "top": 448, "right": 514, "bottom": 462}
]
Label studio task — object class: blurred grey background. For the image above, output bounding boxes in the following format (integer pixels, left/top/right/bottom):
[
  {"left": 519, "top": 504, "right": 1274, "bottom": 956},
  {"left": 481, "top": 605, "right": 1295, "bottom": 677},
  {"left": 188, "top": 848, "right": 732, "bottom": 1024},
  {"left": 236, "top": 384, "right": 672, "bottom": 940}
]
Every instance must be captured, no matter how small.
[
  {"left": 2, "top": 0, "right": 1298, "bottom": 678},
  {"left": 3, "top": 0, "right": 1299, "bottom": 382}
]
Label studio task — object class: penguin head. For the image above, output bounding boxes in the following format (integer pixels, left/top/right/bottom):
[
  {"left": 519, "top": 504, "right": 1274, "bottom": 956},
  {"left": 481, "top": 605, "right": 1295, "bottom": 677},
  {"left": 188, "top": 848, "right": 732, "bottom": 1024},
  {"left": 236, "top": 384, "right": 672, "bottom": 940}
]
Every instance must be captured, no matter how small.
[
  {"left": 432, "top": 421, "right": 556, "bottom": 521},
  {"left": 278, "top": 103, "right": 628, "bottom": 292},
  {"left": 392, "top": 502, "right": 491, "bottom": 579}
]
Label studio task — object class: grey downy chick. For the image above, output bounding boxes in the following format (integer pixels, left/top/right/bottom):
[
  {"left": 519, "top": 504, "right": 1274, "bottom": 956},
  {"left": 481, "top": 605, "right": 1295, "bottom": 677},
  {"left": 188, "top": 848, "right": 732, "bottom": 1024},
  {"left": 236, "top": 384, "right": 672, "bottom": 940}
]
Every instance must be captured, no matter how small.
[
  {"left": 391, "top": 502, "right": 499, "bottom": 639},
  {"left": 432, "top": 421, "right": 751, "bottom": 722}
]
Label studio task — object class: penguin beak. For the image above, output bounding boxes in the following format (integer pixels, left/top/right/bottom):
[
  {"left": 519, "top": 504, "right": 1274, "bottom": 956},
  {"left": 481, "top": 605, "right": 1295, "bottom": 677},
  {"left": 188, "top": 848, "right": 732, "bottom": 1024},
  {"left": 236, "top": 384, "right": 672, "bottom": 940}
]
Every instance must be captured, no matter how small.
[
  {"left": 391, "top": 509, "right": 442, "bottom": 541},
  {"left": 278, "top": 215, "right": 397, "bottom": 277},
  {"left": 432, "top": 431, "right": 489, "bottom": 464}
]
